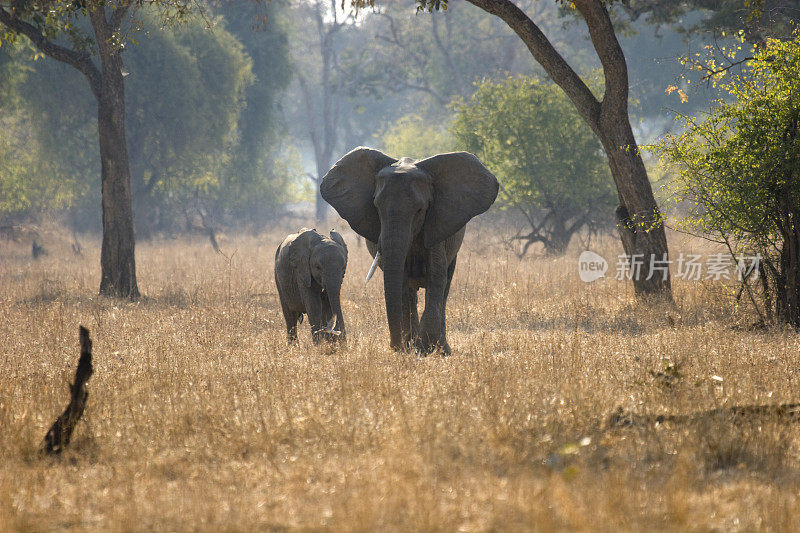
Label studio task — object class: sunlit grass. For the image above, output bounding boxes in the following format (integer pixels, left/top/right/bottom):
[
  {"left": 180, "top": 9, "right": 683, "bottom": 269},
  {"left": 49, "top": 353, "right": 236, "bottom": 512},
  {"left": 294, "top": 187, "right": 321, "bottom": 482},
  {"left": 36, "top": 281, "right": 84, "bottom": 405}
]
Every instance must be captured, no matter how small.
[{"left": 2, "top": 220, "right": 800, "bottom": 531}]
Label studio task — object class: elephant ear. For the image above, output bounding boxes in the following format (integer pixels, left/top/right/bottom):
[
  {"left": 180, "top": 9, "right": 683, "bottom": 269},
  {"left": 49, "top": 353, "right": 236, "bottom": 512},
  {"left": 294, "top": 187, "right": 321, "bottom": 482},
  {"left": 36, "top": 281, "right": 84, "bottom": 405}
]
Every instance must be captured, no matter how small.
[
  {"left": 416, "top": 152, "right": 499, "bottom": 248},
  {"left": 291, "top": 230, "right": 316, "bottom": 288},
  {"left": 320, "top": 147, "right": 397, "bottom": 243},
  {"left": 292, "top": 254, "right": 312, "bottom": 288}
]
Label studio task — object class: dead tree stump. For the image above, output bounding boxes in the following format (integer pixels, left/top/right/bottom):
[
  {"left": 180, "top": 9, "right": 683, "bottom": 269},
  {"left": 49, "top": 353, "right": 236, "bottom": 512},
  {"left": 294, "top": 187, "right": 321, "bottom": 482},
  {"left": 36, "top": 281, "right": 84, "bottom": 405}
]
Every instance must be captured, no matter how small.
[{"left": 41, "top": 326, "right": 94, "bottom": 455}]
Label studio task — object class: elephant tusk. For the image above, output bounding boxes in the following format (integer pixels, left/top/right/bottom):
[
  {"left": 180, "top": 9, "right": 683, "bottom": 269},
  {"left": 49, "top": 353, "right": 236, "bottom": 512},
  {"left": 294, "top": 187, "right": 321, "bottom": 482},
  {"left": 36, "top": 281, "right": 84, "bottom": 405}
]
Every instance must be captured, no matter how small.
[{"left": 365, "top": 251, "right": 381, "bottom": 284}]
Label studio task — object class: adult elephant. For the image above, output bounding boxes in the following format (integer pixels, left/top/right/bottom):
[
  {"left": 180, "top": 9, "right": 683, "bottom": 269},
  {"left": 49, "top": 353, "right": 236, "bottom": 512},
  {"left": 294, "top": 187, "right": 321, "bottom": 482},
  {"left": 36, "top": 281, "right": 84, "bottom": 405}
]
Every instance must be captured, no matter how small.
[{"left": 320, "top": 147, "right": 498, "bottom": 354}]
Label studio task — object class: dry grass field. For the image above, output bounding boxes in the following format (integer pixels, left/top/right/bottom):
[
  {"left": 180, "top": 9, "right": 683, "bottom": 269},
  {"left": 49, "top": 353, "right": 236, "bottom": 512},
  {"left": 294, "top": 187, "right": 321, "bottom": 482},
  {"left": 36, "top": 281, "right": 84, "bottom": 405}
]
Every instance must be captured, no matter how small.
[{"left": 3, "top": 219, "right": 800, "bottom": 531}]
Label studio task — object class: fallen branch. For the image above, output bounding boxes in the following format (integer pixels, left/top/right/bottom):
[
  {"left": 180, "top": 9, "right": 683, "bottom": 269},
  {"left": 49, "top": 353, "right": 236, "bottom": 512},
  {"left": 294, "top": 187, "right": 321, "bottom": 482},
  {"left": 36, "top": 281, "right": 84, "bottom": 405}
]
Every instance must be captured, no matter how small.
[
  {"left": 609, "top": 403, "right": 800, "bottom": 429},
  {"left": 41, "top": 326, "right": 94, "bottom": 455}
]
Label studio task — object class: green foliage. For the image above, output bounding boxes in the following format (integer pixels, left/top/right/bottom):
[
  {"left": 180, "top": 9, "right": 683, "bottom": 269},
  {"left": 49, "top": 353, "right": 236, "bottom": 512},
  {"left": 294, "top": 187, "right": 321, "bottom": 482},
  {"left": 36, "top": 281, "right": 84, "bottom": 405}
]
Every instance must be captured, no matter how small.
[
  {"left": 0, "top": 0, "right": 95, "bottom": 52},
  {"left": 620, "top": 0, "right": 800, "bottom": 43},
  {"left": 124, "top": 13, "right": 256, "bottom": 226},
  {"left": 0, "top": 42, "right": 96, "bottom": 217},
  {"left": 657, "top": 35, "right": 800, "bottom": 324},
  {"left": 220, "top": 3, "right": 291, "bottom": 169},
  {"left": 379, "top": 113, "right": 456, "bottom": 159},
  {"left": 0, "top": 4, "right": 295, "bottom": 230},
  {"left": 216, "top": 3, "right": 294, "bottom": 224},
  {"left": 0, "top": 42, "right": 32, "bottom": 109},
  {"left": 0, "top": 114, "right": 82, "bottom": 215},
  {"left": 659, "top": 36, "right": 800, "bottom": 244},
  {"left": 452, "top": 76, "right": 616, "bottom": 254}
]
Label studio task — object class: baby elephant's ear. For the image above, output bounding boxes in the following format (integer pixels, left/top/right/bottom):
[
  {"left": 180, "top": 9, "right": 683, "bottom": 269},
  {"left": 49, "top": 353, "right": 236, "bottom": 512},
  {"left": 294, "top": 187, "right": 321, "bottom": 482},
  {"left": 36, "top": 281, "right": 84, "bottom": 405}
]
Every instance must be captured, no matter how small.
[
  {"left": 291, "top": 254, "right": 312, "bottom": 288},
  {"left": 329, "top": 229, "right": 347, "bottom": 250}
]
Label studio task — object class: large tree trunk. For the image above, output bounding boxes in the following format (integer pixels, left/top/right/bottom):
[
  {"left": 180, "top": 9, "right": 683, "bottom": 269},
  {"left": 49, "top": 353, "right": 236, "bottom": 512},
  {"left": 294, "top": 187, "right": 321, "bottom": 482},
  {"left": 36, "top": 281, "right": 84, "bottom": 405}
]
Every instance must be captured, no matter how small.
[
  {"left": 0, "top": 3, "right": 138, "bottom": 298},
  {"left": 601, "top": 118, "right": 671, "bottom": 296},
  {"left": 92, "top": 7, "right": 139, "bottom": 299},
  {"left": 97, "top": 85, "right": 139, "bottom": 298},
  {"left": 776, "top": 202, "right": 800, "bottom": 326},
  {"left": 465, "top": 0, "right": 672, "bottom": 299}
]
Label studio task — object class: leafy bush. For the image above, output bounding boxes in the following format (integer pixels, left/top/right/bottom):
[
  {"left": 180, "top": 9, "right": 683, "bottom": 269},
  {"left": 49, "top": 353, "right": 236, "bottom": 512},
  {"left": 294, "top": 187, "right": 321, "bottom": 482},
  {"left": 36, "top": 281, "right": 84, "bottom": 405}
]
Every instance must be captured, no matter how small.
[
  {"left": 379, "top": 113, "right": 456, "bottom": 160},
  {"left": 658, "top": 35, "right": 800, "bottom": 325},
  {"left": 452, "top": 76, "right": 616, "bottom": 255}
]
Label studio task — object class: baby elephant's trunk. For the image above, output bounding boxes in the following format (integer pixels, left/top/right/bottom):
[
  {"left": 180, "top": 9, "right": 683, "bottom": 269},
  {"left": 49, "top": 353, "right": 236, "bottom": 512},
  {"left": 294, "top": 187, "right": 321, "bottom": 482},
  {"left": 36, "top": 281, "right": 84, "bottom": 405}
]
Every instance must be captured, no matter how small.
[{"left": 324, "top": 278, "right": 346, "bottom": 341}]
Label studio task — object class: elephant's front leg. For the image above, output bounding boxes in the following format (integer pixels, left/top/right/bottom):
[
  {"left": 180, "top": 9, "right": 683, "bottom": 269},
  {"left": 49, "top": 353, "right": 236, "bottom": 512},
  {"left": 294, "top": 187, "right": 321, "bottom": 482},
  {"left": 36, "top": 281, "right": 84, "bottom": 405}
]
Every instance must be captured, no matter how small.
[
  {"left": 440, "top": 257, "right": 457, "bottom": 352},
  {"left": 409, "top": 288, "right": 419, "bottom": 340},
  {"left": 280, "top": 303, "right": 300, "bottom": 344},
  {"left": 401, "top": 278, "right": 416, "bottom": 348},
  {"left": 416, "top": 244, "right": 450, "bottom": 354}
]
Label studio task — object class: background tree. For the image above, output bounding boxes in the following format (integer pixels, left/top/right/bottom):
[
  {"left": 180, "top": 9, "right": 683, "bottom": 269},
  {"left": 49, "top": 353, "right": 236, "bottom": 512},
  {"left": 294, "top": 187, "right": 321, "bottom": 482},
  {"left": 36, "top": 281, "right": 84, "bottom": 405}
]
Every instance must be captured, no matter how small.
[
  {"left": 621, "top": 0, "right": 800, "bottom": 46},
  {"left": 0, "top": 0, "right": 195, "bottom": 298},
  {"left": 379, "top": 113, "right": 457, "bottom": 159},
  {"left": 214, "top": 1, "right": 294, "bottom": 230},
  {"left": 0, "top": 40, "right": 99, "bottom": 229},
  {"left": 123, "top": 14, "right": 254, "bottom": 235},
  {"left": 453, "top": 76, "right": 615, "bottom": 255},
  {"left": 0, "top": 4, "right": 295, "bottom": 237},
  {"left": 359, "top": 0, "right": 556, "bottom": 106},
  {"left": 658, "top": 35, "right": 800, "bottom": 325},
  {"left": 287, "top": 0, "right": 359, "bottom": 222}
]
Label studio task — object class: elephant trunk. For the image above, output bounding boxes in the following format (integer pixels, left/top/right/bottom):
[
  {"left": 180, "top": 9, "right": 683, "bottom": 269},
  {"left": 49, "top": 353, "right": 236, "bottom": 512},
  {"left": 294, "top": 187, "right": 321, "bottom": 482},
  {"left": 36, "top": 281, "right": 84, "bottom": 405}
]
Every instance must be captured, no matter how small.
[
  {"left": 323, "top": 273, "right": 346, "bottom": 341},
  {"left": 381, "top": 234, "right": 411, "bottom": 351},
  {"left": 327, "top": 285, "right": 346, "bottom": 341}
]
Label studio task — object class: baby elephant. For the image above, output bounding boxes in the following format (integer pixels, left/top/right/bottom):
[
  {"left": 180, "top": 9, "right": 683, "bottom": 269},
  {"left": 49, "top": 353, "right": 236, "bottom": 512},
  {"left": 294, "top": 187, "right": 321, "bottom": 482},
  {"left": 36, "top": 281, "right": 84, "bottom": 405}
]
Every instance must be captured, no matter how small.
[{"left": 275, "top": 228, "right": 348, "bottom": 344}]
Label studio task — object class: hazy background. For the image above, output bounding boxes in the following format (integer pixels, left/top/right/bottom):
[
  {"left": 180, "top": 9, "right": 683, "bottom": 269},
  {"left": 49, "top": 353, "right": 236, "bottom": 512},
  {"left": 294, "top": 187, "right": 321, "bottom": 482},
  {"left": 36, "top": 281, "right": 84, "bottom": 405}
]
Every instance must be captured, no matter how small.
[{"left": 0, "top": 0, "right": 715, "bottom": 244}]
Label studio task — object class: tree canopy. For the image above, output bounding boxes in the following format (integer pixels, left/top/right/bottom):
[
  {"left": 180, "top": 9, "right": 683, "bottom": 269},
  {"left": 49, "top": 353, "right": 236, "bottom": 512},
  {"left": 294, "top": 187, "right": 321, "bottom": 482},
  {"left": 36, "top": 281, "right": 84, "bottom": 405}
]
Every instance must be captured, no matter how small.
[{"left": 0, "top": 5, "right": 294, "bottom": 233}]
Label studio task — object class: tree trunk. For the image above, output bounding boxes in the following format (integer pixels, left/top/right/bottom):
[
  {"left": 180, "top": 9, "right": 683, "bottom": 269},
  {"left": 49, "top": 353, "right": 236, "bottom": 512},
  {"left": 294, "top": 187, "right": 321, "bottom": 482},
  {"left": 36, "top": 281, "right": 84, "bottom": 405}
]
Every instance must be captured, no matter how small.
[
  {"left": 315, "top": 150, "right": 332, "bottom": 223},
  {"left": 777, "top": 220, "right": 800, "bottom": 327},
  {"left": 97, "top": 89, "right": 139, "bottom": 298},
  {"left": 315, "top": 179, "right": 329, "bottom": 223},
  {"left": 601, "top": 120, "right": 671, "bottom": 296},
  {"left": 0, "top": 3, "right": 138, "bottom": 298},
  {"left": 464, "top": 0, "right": 672, "bottom": 299},
  {"left": 92, "top": 8, "right": 139, "bottom": 299}
]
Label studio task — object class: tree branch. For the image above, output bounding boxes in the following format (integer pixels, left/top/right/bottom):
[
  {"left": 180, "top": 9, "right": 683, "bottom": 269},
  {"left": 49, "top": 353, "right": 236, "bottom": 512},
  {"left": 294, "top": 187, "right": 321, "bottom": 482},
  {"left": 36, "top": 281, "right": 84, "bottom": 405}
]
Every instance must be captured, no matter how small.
[
  {"left": 464, "top": 0, "right": 601, "bottom": 127},
  {"left": 110, "top": 0, "right": 133, "bottom": 29},
  {"left": 573, "top": 0, "right": 629, "bottom": 118},
  {"left": 700, "top": 56, "right": 754, "bottom": 79},
  {"left": 0, "top": 6, "right": 101, "bottom": 98}
]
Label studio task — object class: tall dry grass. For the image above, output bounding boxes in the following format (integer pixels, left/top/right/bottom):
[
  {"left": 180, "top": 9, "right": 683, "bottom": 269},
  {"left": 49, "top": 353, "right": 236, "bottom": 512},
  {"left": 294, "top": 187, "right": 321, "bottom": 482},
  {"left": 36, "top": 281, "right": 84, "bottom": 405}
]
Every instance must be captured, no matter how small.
[{"left": 2, "top": 220, "right": 800, "bottom": 531}]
